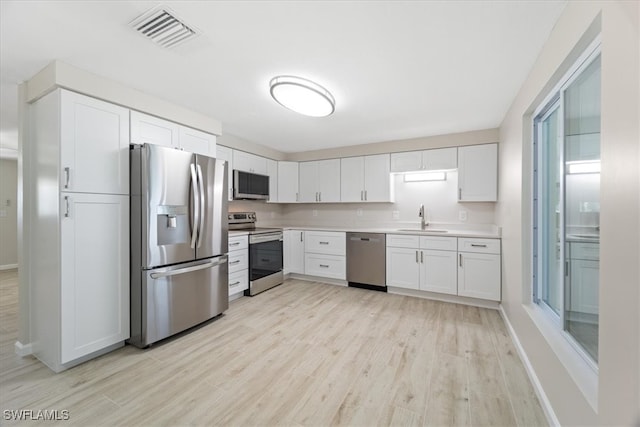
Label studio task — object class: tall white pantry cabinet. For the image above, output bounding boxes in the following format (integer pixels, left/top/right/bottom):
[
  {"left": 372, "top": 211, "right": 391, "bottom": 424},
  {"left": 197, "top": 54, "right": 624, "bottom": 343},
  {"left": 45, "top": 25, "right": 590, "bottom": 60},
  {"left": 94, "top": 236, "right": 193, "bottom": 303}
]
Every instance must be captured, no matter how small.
[{"left": 29, "top": 89, "right": 130, "bottom": 372}]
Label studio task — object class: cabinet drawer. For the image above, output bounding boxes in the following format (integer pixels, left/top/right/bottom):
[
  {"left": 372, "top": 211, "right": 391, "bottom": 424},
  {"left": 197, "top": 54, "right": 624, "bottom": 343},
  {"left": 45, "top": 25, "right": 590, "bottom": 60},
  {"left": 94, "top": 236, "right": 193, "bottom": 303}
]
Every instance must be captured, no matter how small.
[
  {"left": 228, "top": 235, "right": 248, "bottom": 251},
  {"left": 458, "top": 238, "right": 501, "bottom": 254},
  {"left": 420, "top": 236, "right": 457, "bottom": 251},
  {"left": 228, "top": 269, "right": 248, "bottom": 295},
  {"left": 305, "top": 231, "right": 346, "bottom": 255},
  {"left": 304, "top": 254, "right": 346, "bottom": 280},
  {"left": 228, "top": 249, "right": 248, "bottom": 273},
  {"left": 570, "top": 242, "right": 599, "bottom": 261},
  {"left": 386, "top": 234, "right": 420, "bottom": 249}
]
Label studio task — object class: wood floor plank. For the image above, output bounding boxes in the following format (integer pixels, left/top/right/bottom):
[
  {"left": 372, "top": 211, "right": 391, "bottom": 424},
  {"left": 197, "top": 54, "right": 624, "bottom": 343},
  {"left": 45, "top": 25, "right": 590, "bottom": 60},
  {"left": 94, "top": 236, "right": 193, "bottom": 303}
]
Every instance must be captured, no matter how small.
[{"left": 0, "top": 272, "right": 548, "bottom": 426}]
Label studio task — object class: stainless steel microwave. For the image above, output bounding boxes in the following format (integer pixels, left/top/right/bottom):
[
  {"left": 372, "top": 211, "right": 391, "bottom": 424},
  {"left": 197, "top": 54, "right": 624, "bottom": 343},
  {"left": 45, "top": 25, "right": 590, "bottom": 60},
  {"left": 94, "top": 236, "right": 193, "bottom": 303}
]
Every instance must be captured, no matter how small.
[{"left": 233, "top": 170, "right": 269, "bottom": 200}]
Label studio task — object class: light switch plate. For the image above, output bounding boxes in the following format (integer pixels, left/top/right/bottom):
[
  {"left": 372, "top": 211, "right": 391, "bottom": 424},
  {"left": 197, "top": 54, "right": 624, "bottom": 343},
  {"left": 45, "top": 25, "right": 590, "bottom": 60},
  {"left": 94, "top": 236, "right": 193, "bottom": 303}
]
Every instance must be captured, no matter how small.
[
  {"left": 392, "top": 210, "right": 400, "bottom": 219},
  {"left": 356, "top": 208, "right": 363, "bottom": 217}
]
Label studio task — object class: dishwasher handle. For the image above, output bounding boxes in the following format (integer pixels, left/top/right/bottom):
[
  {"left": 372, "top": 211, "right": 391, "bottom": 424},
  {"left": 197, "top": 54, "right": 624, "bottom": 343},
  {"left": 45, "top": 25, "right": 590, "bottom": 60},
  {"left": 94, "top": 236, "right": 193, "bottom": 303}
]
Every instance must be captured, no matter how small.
[{"left": 349, "top": 237, "right": 381, "bottom": 243}]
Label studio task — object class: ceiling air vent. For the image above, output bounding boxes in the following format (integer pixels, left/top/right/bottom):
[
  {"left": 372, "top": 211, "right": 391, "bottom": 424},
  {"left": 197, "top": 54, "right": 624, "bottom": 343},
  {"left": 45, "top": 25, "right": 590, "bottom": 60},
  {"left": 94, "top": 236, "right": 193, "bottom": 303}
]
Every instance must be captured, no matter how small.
[{"left": 130, "top": 6, "right": 199, "bottom": 49}]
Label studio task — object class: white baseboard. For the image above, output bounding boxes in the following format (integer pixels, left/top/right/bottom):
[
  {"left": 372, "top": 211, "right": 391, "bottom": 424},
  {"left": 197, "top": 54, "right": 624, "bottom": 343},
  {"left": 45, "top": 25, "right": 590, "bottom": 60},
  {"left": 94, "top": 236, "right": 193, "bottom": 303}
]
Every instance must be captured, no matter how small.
[
  {"left": 15, "top": 341, "right": 33, "bottom": 356},
  {"left": 499, "top": 306, "right": 560, "bottom": 427},
  {"left": 0, "top": 264, "right": 18, "bottom": 271}
]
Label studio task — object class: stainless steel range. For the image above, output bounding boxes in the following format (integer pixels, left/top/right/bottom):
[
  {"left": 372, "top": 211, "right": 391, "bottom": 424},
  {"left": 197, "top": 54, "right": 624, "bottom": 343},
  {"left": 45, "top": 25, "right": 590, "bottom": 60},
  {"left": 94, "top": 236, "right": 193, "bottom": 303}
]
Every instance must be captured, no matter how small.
[{"left": 229, "top": 212, "right": 283, "bottom": 296}]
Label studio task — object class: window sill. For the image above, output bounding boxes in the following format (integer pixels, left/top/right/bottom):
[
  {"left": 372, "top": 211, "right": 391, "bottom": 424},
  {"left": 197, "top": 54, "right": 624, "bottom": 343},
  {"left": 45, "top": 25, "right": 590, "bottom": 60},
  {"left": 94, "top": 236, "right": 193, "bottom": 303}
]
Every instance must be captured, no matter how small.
[{"left": 524, "top": 302, "right": 599, "bottom": 412}]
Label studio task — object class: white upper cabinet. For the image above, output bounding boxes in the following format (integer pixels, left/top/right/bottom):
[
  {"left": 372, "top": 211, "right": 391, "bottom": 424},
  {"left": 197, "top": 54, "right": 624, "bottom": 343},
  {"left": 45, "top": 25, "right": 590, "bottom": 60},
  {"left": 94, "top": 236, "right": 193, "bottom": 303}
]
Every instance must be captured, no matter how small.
[
  {"left": 130, "top": 110, "right": 216, "bottom": 157},
  {"left": 60, "top": 90, "right": 129, "bottom": 195},
  {"left": 178, "top": 126, "right": 216, "bottom": 157},
  {"left": 458, "top": 143, "right": 498, "bottom": 202},
  {"left": 267, "top": 159, "right": 278, "bottom": 202},
  {"left": 215, "top": 145, "right": 233, "bottom": 201},
  {"left": 340, "top": 154, "right": 392, "bottom": 202},
  {"left": 278, "top": 161, "right": 299, "bottom": 203},
  {"left": 299, "top": 159, "right": 341, "bottom": 202},
  {"left": 390, "top": 147, "right": 457, "bottom": 172},
  {"left": 233, "top": 150, "right": 268, "bottom": 175}
]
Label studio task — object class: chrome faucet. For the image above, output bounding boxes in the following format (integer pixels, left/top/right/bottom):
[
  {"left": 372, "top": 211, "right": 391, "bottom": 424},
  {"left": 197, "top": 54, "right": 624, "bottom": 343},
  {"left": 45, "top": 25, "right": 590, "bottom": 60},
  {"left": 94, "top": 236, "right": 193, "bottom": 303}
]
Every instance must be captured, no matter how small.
[{"left": 419, "top": 204, "right": 428, "bottom": 229}]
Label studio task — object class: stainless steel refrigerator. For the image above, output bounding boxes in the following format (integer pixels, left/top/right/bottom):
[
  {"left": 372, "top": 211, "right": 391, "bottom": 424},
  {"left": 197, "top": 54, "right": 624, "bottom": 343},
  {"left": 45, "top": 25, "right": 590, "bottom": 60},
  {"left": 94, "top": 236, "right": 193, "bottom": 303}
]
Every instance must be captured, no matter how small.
[{"left": 129, "top": 144, "right": 228, "bottom": 348}]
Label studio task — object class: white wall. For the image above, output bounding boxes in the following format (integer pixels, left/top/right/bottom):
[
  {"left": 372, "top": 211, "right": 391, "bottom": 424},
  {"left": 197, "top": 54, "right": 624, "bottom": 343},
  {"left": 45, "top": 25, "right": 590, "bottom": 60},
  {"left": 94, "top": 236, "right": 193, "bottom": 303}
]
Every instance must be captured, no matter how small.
[
  {"left": 0, "top": 159, "right": 18, "bottom": 268},
  {"left": 498, "top": 1, "right": 639, "bottom": 425}
]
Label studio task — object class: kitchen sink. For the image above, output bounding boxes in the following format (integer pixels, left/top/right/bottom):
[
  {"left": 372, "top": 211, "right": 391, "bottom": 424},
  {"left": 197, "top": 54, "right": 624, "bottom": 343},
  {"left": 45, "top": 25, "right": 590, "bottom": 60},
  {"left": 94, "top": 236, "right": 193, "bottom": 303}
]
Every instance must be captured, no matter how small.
[{"left": 396, "top": 228, "right": 448, "bottom": 233}]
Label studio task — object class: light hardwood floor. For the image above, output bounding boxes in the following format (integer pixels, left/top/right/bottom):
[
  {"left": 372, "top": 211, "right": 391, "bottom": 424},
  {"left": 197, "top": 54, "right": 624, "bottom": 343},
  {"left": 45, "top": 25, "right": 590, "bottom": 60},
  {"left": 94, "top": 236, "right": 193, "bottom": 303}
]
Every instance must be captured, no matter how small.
[{"left": 0, "top": 269, "right": 547, "bottom": 426}]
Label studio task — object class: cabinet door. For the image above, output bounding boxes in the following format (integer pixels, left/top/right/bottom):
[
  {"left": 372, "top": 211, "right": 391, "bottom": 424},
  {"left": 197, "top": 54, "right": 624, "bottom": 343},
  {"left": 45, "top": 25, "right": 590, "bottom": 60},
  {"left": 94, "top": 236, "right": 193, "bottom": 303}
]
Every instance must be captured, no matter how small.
[
  {"left": 278, "top": 161, "right": 299, "bottom": 203},
  {"left": 60, "top": 91, "right": 129, "bottom": 195},
  {"left": 284, "top": 230, "right": 305, "bottom": 274},
  {"left": 420, "top": 250, "right": 457, "bottom": 295},
  {"left": 423, "top": 147, "right": 457, "bottom": 170},
  {"left": 390, "top": 151, "right": 422, "bottom": 173},
  {"left": 458, "top": 144, "right": 498, "bottom": 202},
  {"left": 233, "top": 150, "right": 267, "bottom": 174},
  {"left": 298, "top": 161, "right": 317, "bottom": 202},
  {"left": 457, "top": 252, "right": 501, "bottom": 301},
  {"left": 178, "top": 126, "right": 216, "bottom": 157},
  {"left": 364, "top": 154, "right": 391, "bottom": 202},
  {"left": 267, "top": 159, "right": 278, "bottom": 202},
  {"left": 386, "top": 247, "right": 420, "bottom": 290},
  {"left": 60, "top": 193, "right": 129, "bottom": 363},
  {"left": 216, "top": 145, "right": 233, "bottom": 201},
  {"left": 569, "top": 259, "right": 599, "bottom": 314},
  {"left": 130, "top": 110, "right": 178, "bottom": 148},
  {"left": 317, "top": 159, "right": 341, "bottom": 202},
  {"left": 340, "top": 156, "right": 365, "bottom": 202}
]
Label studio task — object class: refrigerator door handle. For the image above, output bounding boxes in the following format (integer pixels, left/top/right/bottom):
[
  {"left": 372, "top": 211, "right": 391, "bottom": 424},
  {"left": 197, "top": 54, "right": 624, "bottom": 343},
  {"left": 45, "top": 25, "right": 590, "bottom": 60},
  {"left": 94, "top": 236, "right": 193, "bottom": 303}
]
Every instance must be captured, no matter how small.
[
  {"left": 190, "top": 163, "right": 200, "bottom": 248},
  {"left": 196, "top": 163, "right": 206, "bottom": 249},
  {"left": 149, "top": 256, "right": 228, "bottom": 279}
]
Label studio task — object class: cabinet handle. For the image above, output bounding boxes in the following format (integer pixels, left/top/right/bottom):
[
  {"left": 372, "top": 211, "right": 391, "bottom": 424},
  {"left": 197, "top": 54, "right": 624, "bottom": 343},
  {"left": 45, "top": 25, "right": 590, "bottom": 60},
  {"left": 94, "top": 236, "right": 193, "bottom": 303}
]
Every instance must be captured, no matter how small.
[
  {"left": 64, "top": 196, "right": 70, "bottom": 218},
  {"left": 64, "top": 167, "right": 70, "bottom": 189},
  {"left": 230, "top": 260, "right": 241, "bottom": 265},
  {"left": 230, "top": 242, "right": 241, "bottom": 246},
  {"left": 458, "top": 188, "right": 462, "bottom": 200},
  {"left": 459, "top": 254, "right": 463, "bottom": 267},
  {"left": 319, "top": 192, "right": 322, "bottom": 202},
  {"left": 364, "top": 190, "right": 367, "bottom": 201},
  {"left": 470, "top": 244, "right": 487, "bottom": 248},
  {"left": 415, "top": 251, "right": 419, "bottom": 263},
  {"left": 315, "top": 192, "right": 318, "bottom": 202},
  {"left": 361, "top": 190, "right": 363, "bottom": 201},
  {"left": 420, "top": 251, "right": 424, "bottom": 263},
  {"left": 230, "top": 281, "right": 241, "bottom": 286},
  {"left": 296, "top": 192, "right": 299, "bottom": 202},
  {"left": 565, "top": 261, "right": 570, "bottom": 277},
  {"left": 319, "top": 241, "right": 329, "bottom": 245},
  {"left": 300, "top": 232, "right": 303, "bottom": 242},
  {"left": 319, "top": 264, "right": 329, "bottom": 268}
]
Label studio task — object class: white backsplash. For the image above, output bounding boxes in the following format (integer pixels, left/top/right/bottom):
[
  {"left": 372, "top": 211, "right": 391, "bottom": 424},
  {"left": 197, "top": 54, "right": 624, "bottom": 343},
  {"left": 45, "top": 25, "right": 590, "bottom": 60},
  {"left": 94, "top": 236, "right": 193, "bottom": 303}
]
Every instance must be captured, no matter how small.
[{"left": 233, "top": 171, "right": 496, "bottom": 230}]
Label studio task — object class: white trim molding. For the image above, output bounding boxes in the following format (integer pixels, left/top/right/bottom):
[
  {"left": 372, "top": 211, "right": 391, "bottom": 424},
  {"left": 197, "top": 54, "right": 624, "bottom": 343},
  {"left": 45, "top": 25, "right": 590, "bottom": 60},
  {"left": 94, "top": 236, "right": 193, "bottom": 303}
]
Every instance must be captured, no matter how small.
[
  {"left": 499, "top": 305, "right": 561, "bottom": 427},
  {"left": 14, "top": 341, "right": 33, "bottom": 357}
]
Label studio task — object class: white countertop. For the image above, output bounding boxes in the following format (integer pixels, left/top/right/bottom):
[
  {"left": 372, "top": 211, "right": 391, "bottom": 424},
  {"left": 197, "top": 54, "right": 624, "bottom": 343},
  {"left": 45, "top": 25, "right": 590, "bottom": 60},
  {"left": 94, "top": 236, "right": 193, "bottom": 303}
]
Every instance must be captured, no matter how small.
[{"left": 228, "top": 223, "right": 501, "bottom": 239}]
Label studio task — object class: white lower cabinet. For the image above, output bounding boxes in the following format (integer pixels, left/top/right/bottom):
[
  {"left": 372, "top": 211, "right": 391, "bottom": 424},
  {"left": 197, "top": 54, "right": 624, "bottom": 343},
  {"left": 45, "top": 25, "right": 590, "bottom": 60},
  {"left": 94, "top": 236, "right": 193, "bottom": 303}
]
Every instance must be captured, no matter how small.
[
  {"left": 387, "top": 234, "right": 501, "bottom": 301},
  {"left": 386, "top": 246, "right": 420, "bottom": 289},
  {"left": 228, "top": 235, "right": 249, "bottom": 297},
  {"left": 60, "top": 193, "right": 129, "bottom": 364},
  {"left": 302, "top": 231, "right": 346, "bottom": 280},
  {"left": 304, "top": 253, "right": 346, "bottom": 280},
  {"left": 568, "top": 242, "right": 599, "bottom": 315},
  {"left": 457, "top": 238, "right": 501, "bottom": 301},
  {"left": 284, "top": 230, "right": 305, "bottom": 274}
]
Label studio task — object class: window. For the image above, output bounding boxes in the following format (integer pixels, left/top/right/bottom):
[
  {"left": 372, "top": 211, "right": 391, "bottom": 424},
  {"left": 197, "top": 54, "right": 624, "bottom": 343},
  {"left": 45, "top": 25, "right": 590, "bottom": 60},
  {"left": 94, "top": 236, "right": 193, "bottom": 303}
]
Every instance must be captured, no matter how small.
[{"left": 533, "top": 43, "right": 601, "bottom": 363}]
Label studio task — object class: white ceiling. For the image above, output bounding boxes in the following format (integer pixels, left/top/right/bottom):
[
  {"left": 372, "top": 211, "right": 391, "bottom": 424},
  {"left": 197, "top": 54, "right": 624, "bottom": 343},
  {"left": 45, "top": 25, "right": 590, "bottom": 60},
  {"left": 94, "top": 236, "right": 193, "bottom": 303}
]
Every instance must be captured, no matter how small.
[{"left": 0, "top": 0, "right": 566, "bottom": 155}]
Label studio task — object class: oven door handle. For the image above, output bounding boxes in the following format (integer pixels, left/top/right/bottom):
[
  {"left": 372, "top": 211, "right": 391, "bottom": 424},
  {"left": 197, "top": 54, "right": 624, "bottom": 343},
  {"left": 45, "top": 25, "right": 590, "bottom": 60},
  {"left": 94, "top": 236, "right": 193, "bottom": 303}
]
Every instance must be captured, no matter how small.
[{"left": 249, "top": 234, "right": 283, "bottom": 244}]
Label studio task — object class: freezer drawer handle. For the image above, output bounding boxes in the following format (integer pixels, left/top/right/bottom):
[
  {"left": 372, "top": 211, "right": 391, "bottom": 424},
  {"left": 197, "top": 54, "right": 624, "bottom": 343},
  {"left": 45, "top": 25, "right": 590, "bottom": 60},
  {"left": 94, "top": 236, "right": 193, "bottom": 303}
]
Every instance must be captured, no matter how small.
[
  {"left": 150, "top": 257, "right": 228, "bottom": 279},
  {"left": 230, "top": 260, "right": 241, "bottom": 265},
  {"left": 230, "top": 242, "right": 241, "bottom": 246},
  {"left": 230, "top": 281, "right": 241, "bottom": 287},
  {"left": 319, "top": 241, "right": 329, "bottom": 245},
  {"left": 470, "top": 244, "right": 487, "bottom": 248},
  {"left": 319, "top": 264, "right": 329, "bottom": 268}
]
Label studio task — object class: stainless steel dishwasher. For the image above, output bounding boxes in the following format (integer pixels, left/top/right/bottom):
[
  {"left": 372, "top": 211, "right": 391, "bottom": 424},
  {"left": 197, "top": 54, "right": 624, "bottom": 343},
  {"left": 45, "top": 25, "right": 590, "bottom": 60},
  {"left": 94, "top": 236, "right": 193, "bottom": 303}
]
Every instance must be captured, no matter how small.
[{"left": 346, "top": 232, "right": 386, "bottom": 291}]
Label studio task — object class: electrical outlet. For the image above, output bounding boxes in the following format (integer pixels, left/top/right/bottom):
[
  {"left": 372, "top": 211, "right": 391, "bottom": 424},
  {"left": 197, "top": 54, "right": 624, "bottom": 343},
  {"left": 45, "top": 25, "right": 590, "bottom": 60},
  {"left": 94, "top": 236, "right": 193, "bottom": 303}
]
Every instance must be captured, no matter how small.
[
  {"left": 459, "top": 210, "right": 468, "bottom": 222},
  {"left": 270, "top": 211, "right": 275, "bottom": 219},
  {"left": 392, "top": 210, "right": 400, "bottom": 219},
  {"left": 312, "top": 209, "right": 318, "bottom": 217},
  {"left": 356, "top": 208, "right": 363, "bottom": 217}
]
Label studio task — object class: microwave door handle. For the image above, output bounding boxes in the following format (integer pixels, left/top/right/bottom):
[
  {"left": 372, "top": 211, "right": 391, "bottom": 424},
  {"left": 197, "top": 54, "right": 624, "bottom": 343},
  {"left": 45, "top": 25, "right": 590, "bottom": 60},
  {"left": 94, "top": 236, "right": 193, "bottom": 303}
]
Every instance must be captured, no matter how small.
[
  {"left": 190, "top": 163, "right": 199, "bottom": 249},
  {"left": 196, "top": 163, "right": 205, "bottom": 249}
]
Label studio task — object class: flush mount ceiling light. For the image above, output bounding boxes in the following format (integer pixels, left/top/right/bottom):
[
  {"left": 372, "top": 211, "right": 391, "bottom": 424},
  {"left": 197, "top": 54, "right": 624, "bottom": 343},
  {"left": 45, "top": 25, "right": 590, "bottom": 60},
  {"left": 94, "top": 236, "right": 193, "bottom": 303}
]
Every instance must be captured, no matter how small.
[{"left": 269, "top": 76, "right": 335, "bottom": 117}]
